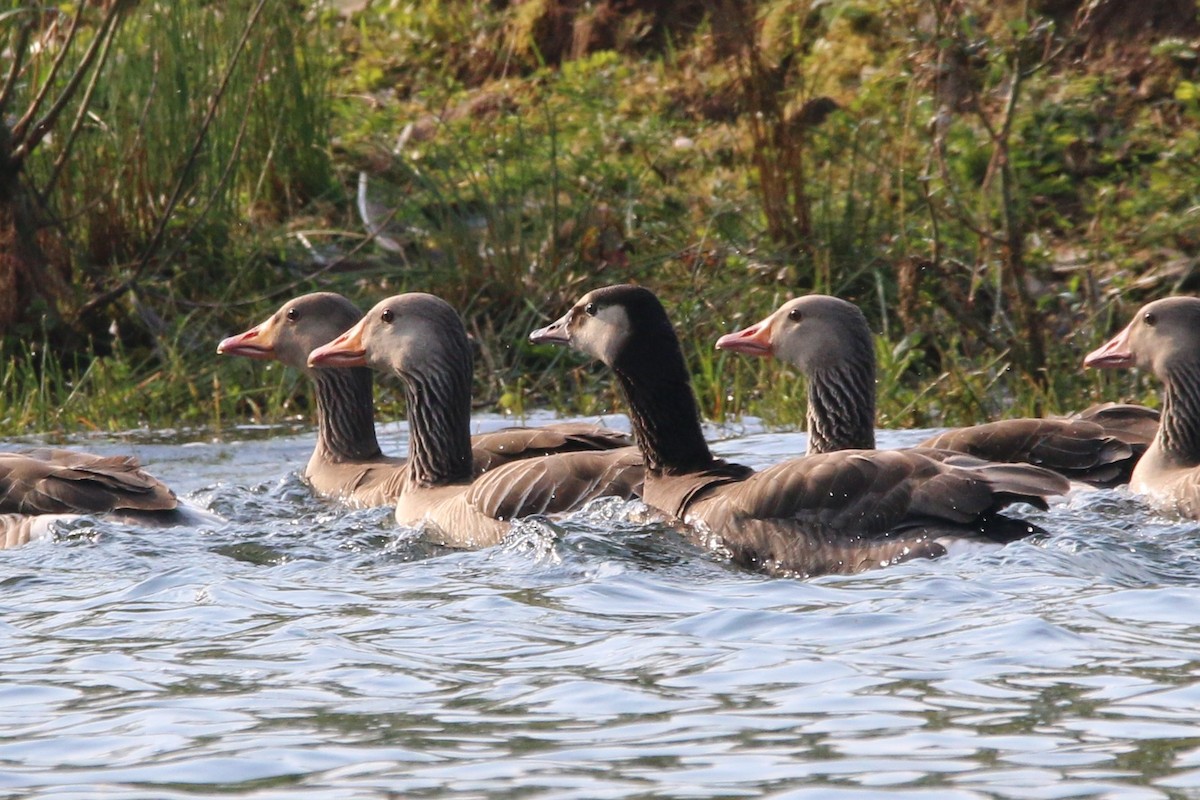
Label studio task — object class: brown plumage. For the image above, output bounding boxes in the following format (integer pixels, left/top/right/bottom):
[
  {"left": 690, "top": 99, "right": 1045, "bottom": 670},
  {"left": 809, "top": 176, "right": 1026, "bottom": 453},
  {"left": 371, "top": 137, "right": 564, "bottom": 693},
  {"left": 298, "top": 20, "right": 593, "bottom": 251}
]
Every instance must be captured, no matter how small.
[
  {"left": 0, "top": 447, "right": 192, "bottom": 548},
  {"left": 716, "top": 294, "right": 1157, "bottom": 486},
  {"left": 218, "top": 292, "right": 632, "bottom": 508},
  {"left": 1085, "top": 296, "right": 1200, "bottom": 517},
  {"left": 307, "top": 292, "right": 643, "bottom": 548},
  {"left": 531, "top": 284, "right": 1069, "bottom": 578}
]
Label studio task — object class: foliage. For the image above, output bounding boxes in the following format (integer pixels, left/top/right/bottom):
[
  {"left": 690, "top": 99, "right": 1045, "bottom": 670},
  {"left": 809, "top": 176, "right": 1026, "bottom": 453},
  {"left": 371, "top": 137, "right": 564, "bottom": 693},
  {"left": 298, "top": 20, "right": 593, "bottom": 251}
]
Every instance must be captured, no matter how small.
[
  {"left": 0, "top": 0, "right": 336, "bottom": 343},
  {"left": 2, "top": 0, "right": 1199, "bottom": 438}
]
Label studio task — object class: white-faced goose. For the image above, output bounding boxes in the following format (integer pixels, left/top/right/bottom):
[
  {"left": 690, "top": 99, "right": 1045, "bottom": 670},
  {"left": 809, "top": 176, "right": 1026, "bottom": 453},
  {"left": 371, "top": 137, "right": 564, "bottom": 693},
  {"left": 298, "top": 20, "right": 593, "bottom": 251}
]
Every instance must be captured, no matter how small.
[
  {"left": 306, "top": 293, "right": 643, "bottom": 548},
  {"left": 218, "top": 292, "right": 633, "bottom": 508},
  {"left": 715, "top": 295, "right": 1157, "bottom": 487},
  {"left": 529, "top": 284, "right": 1070, "bottom": 578},
  {"left": 1085, "top": 296, "right": 1200, "bottom": 517},
  {"left": 0, "top": 448, "right": 212, "bottom": 548}
]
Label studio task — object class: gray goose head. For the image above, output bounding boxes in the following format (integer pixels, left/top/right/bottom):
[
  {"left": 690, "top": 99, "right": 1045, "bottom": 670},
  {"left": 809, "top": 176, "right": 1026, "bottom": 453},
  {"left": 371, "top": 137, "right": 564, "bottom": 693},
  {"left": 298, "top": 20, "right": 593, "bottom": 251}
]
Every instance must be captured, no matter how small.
[
  {"left": 716, "top": 295, "right": 876, "bottom": 454},
  {"left": 218, "top": 292, "right": 382, "bottom": 463},
  {"left": 1086, "top": 296, "right": 1200, "bottom": 464},
  {"left": 217, "top": 292, "right": 363, "bottom": 373},
  {"left": 309, "top": 293, "right": 474, "bottom": 486}
]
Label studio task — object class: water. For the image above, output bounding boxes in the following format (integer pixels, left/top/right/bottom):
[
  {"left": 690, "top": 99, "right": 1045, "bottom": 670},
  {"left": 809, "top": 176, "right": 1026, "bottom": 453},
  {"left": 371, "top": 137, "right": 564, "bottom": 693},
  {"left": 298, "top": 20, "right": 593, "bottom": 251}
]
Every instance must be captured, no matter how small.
[{"left": 4, "top": 414, "right": 1200, "bottom": 799}]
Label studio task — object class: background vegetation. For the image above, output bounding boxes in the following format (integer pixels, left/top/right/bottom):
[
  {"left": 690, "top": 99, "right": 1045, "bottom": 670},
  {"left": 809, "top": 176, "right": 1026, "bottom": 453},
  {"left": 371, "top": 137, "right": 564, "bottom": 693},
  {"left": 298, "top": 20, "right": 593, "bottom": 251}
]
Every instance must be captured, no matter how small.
[{"left": 1, "top": 0, "right": 1198, "bottom": 437}]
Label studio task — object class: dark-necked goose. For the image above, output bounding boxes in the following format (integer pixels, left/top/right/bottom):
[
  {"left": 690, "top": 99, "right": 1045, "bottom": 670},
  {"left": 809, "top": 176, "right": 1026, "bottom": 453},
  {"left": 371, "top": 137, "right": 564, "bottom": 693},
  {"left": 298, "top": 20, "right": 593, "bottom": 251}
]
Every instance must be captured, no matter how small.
[
  {"left": 306, "top": 292, "right": 643, "bottom": 547},
  {"left": 529, "top": 284, "right": 1069, "bottom": 578},
  {"left": 1084, "top": 296, "right": 1200, "bottom": 516},
  {"left": 0, "top": 448, "right": 216, "bottom": 548},
  {"left": 218, "top": 292, "right": 633, "bottom": 508},
  {"left": 715, "top": 294, "right": 1157, "bottom": 487}
]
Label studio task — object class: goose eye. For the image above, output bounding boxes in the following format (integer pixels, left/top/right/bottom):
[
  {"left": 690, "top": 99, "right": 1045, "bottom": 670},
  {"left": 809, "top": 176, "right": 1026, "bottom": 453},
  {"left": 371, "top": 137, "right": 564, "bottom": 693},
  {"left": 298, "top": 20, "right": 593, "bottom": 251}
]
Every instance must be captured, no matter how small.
[
  {"left": 381, "top": 308, "right": 395, "bottom": 324},
  {"left": 584, "top": 302, "right": 597, "bottom": 317},
  {"left": 1144, "top": 311, "right": 1157, "bottom": 327},
  {"left": 788, "top": 307, "right": 803, "bottom": 322},
  {"left": 286, "top": 307, "right": 299, "bottom": 322}
]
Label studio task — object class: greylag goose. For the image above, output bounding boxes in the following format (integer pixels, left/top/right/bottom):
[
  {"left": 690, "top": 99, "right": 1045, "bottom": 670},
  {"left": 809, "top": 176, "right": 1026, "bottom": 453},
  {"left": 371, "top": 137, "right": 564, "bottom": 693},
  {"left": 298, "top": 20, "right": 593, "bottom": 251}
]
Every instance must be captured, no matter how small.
[
  {"left": 0, "top": 448, "right": 213, "bottom": 548},
  {"left": 218, "top": 292, "right": 633, "bottom": 507},
  {"left": 306, "top": 292, "right": 643, "bottom": 547},
  {"left": 1084, "top": 296, "right": 1200, "bottom": 516},
  {"left": 529, "top": 284, "right": 1069, "bottom": 578},
  {"left": 715, "top": 294, "right": 1157, "bottom": 487}
]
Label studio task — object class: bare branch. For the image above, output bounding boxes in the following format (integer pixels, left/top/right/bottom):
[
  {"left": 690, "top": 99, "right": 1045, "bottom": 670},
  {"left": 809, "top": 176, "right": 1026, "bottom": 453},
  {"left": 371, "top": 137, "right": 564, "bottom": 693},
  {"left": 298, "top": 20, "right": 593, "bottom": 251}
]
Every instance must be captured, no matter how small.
[
  {"left": 12, "top": 4, "right": 126, "bottom": 162},
  {"left": 9, "top": 2, "right": 86, "bottom": 144},
  {"left": 37, "top": 10, "right": 123, "bottom": 204},
  {"left": 0, "top": 10, "right": 34, "bottom": 114}
]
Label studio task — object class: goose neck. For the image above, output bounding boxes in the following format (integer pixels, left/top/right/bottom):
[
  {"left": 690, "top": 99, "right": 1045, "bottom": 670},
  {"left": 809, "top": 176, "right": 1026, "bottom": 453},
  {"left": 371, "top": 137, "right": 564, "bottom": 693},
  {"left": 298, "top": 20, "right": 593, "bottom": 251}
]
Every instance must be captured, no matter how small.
[
  {"left": 613, "top": 345, "right": 716, "bottom": 475},
  {"left": 1158, "top": 362, "right": 1200, "bottom": 466},
  {"left": 312, "top": 367, "right": 384, "bottom": 462},
  {"left": 805, "top": 362, "right": 877, "bottom": 455},
  {"left": 402, "top": 365, "right": 474, "bottom": 487}
]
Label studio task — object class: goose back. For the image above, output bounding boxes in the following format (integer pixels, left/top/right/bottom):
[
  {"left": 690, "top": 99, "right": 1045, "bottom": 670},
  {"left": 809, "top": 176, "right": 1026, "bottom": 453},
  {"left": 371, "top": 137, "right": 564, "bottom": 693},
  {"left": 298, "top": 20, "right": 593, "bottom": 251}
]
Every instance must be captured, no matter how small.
[{"left": 0, "top": 448, "right": 193, "bottom": 548}]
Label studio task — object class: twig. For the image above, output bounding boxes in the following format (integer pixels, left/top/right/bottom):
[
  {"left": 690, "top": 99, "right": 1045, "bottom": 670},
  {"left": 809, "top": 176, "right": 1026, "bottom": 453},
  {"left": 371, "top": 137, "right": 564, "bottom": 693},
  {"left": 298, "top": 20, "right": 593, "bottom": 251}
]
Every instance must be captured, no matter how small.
[
  {"left": 38, "top": 10, "right": 123, "bottom": 205},
  {"left": 13, "top": 3, "right": 117, "bottom": 159},
  {"left": 0, "top": 10, "right": 34, "bottom": 114}
]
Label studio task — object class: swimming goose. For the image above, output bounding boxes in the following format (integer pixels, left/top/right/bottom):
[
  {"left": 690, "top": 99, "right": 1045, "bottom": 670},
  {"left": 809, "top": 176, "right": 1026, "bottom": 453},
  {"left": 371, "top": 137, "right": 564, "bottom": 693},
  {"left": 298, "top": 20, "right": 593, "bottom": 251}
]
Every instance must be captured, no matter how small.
[
  {"left": 715, "top": 294, "right": 1157, "bottom": 487},
  {"left": 0, "top": 448, "right": 210, "bottom": 548},
  {"left": 218, "top": 292, "right": 633, "bottom": 507},
  {"left": 1084, "top": 296, "right": 1200, "bottom": 517},
  {"left": 306, "top": 292, "right": 643, "bottom": 547},
  {"left": 529, "top": 284, "right": 1069, "bottom": 578}
]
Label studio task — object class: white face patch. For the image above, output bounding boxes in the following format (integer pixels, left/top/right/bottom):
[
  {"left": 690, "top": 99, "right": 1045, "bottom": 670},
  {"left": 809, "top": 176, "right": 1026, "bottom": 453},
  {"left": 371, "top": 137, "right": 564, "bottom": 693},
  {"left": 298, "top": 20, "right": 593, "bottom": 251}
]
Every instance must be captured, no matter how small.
[{"left": 573, "top": 303, "right": 632, "bottom": 365}]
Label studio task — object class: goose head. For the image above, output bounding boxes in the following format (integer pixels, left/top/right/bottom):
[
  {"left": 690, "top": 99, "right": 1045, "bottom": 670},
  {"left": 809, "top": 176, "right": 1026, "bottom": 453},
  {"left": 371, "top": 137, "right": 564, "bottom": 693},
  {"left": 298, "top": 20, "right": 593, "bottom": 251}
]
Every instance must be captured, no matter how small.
[
  {"left": 218, "top": 292, "right": 362, "bottom": 373},
  {"left": 529, "top": 284, "right": 674, "bottom": 368},
  {"left": 307, "top": 292, "right": 473, "bottom": 381},
  {"left": 714, "top": 295, "right": 873, "bottom": 375},
  {"left": 1084, "top": 297, "right": 1200, "bottom": 378}
]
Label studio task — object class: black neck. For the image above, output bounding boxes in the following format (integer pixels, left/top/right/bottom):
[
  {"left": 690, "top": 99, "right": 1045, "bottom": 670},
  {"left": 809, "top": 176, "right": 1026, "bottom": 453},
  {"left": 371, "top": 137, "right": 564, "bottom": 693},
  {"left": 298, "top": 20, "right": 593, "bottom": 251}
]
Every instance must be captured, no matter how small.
[
  {"left": 312, "top": 367, "right": 384, "bottom": 462},
  {"left": 402, "top": 363, "right": 474, "bottom": 487},
  {"left": 806, "top": 361, "right": 877, "bottom": 455},
  {"left": 1159, "top": 362, "right": 1200, "bottom": 466},
  {"left": 613, "top": 336, "right": 717, "bottom": 474}
]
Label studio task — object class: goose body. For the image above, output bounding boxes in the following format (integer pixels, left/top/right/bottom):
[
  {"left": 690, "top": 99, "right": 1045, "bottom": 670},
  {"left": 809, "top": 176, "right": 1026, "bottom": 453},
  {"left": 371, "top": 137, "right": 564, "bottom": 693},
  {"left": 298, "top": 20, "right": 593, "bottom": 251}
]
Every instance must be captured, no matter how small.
[
  {"left": 307, "top": 292, "right": 642, "bottom": 547},
  {"left": 1085, "top": 296, "right": 1200, "bottom": 517},
  {"left": 219, "top": 292, "right": 632, "bottom": 507},
  {"left": 530, "top": 284, "right": 1067, "bottom": 578},
  {"left": 715, "top": 294, "right": 1156, "bottom": 486},
  {"left": 0, "top": 447, "right": 212, "bottom": 548}
]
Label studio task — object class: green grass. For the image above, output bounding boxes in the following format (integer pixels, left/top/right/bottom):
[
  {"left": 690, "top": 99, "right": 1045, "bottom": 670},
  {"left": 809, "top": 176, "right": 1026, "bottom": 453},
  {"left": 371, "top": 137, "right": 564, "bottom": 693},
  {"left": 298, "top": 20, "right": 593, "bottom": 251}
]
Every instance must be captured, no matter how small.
[{"left": 2, "top": 0, "right": 1192, "bottom": 437}]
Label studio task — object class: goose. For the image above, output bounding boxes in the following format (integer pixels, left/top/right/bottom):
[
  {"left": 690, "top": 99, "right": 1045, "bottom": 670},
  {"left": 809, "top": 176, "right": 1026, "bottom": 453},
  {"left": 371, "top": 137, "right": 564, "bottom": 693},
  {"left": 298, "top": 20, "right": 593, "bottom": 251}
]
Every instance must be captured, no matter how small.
[
  {"left": 529, "top": 284, "right": 1069, "bottom": 578},
  {"left": 1084, "top": 296, "right": 1200, "bottom": 517},
  {"left": 306, "top": 292, "right": 643, "bottom": 547},
  {"left": 218, "top": 292, "right": 633, "bottom": 507},
  {"left": 715, "top": 294, "right": 1157, "bottom": 487},
  {"left": 0, "top": 447, "right": 216, "bottom": 548}
]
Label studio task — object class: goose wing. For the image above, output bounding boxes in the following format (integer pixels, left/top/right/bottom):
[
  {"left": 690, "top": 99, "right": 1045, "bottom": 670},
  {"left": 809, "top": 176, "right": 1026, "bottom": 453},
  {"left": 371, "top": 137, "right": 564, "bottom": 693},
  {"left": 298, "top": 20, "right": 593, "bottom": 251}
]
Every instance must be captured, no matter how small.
[
  {"left": 919, "top": 419, "right": 1129, "bottom": 484},
  {"left": 920, "top": 404, "right": 1159, "bottom": 486},
  {"left": 470, "top": 423, "right": 632, "bottom": 473},
  {"left": 1073, "top": 403, "right": 1159, "bottom": 447},
  {"left": 0, "top": 448, "right": 177, "bottom": 515},
  {"left": 463, "top": 448, "right": 643, "bottom": 520}
]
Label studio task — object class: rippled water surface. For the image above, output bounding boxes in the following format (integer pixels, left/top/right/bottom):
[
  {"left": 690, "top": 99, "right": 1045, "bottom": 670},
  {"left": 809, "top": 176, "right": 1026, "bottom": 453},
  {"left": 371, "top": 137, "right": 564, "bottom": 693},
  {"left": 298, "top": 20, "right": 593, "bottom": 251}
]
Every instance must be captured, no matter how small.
[{"left": 5, "top": 415, "right": 1200, "bottom": 799}]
